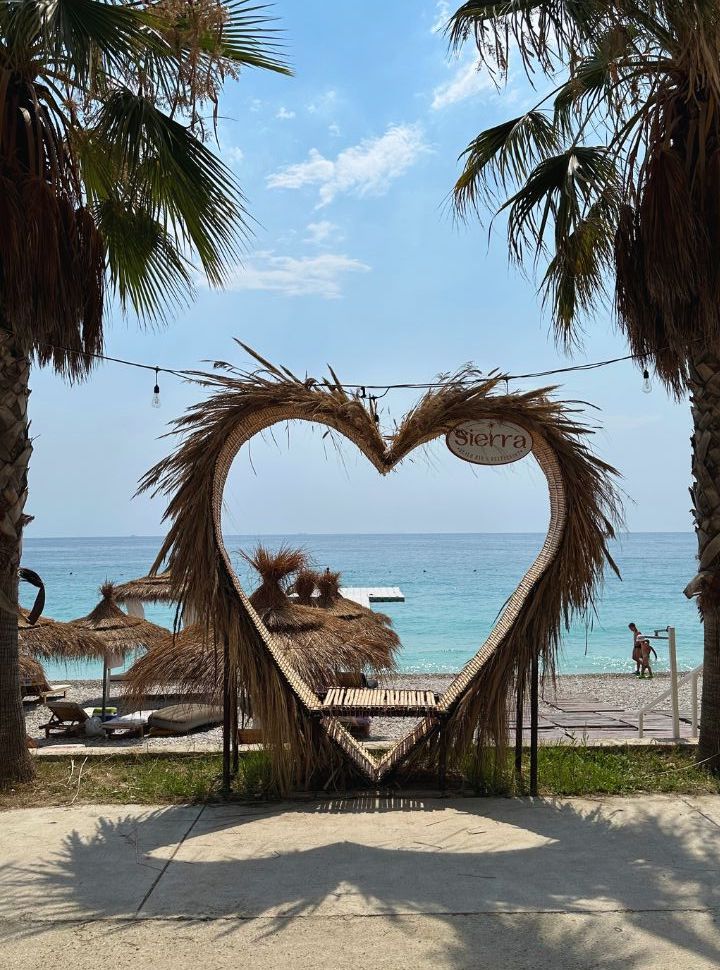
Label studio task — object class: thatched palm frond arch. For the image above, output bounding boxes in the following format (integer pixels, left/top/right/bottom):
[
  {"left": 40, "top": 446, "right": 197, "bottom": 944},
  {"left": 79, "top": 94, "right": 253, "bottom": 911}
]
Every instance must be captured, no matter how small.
[{"left": 141, "top": 350, "right": 621, "bottom": 792}]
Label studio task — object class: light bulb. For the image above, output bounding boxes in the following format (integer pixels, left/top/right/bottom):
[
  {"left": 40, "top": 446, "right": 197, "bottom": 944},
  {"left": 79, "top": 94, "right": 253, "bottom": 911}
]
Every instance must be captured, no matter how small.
[
  {"left": 642, "top": 369, "right": 652, "bottom": 394},
  {"left": 151, "top": 367, "right": 161, "bottom": 408}
]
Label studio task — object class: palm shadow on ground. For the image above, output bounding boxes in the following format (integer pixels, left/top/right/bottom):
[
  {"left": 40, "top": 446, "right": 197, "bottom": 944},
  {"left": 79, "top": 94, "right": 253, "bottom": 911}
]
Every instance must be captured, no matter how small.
[{"left": 2, "top": 794, "right": 719, "bottom": 968}]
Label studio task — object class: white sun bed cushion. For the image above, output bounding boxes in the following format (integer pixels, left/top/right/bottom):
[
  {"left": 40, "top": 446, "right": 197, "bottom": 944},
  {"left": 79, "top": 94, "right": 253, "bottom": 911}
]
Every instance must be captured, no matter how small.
[
  {"left": 148, "top": 704, "right": 223, "bottom": 733},
  {"left": 100, "top": 710, "right": 156, "bottom": 731}
]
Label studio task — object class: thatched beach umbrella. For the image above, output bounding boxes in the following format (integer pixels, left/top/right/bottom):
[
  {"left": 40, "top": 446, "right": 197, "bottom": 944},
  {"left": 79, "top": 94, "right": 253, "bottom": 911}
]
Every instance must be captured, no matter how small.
[
  {"left": 18, "top": 650, "right": 45, "bottom": 686},
  {"left": 292, "top": 569, "right": 317, "bottom": 606},
  {"left": 246, "top": 547, "right": 396, "bottom": 690},
  {"left": 111, "top": 570, "right": 182, "bottom": 621},
  {"left": 244, "top": 547, "right": 347, "bottom": 691},
  {"left": 18, "top": 608, "right": 108, "bottom": 663},
  {"left": 71, "top": 583, "right": 170, "bottom": 654},
  {"left": 125, "top": 550, "right": 356, "bottom": 705},
  {"left": 70, "top": 583, "right": 171, "bottom": 714},
  {"left": 128, "top": 550, "right": 399, "bottom": 730},
  {"left": 314, "top": 570, "right": 400, "bottom": 672},
  {"left": 125, "top": 623, "right": 223, "bottom": 701},
  {"left": 113, "top": 571, "right": 175, "bottom": 605}
]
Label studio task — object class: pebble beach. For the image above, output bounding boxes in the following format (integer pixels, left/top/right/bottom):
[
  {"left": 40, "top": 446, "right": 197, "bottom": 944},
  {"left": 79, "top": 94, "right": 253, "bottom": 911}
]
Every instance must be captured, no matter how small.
[{"left": 24, "top": 670, "right": 700, "bottom": 749}]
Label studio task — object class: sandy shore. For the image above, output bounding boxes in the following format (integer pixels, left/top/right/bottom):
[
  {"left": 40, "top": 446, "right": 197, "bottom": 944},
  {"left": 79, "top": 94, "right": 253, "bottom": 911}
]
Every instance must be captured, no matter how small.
[{"left": 23, "top": 671, "right": 699, "bottom": 748}]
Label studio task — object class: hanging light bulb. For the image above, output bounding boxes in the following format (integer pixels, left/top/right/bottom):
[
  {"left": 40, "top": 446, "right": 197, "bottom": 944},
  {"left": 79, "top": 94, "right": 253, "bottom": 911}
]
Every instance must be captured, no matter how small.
[
  {"left": 151, "top": 367, "right": 161, "bottom": 408},
  {"left": 642, "top": 369, "right": 652, "bottom": 394}
]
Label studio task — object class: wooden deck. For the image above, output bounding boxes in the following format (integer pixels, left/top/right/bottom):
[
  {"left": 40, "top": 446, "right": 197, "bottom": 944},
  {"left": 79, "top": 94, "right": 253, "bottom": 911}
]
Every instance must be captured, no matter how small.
[{"left": 533, "top": 694, "right": 696, "bottom": 742}]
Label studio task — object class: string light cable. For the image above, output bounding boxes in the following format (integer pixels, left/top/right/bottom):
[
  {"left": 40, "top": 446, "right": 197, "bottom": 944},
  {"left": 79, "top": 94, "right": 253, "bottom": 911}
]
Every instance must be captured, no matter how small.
[{"left": 1, "top": 326, "right": 663, "bottom": 402}]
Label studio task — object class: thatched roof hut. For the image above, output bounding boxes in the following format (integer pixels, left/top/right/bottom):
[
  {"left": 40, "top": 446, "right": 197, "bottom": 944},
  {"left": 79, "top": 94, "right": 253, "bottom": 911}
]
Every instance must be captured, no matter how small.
[
  {"left": 113, "top": 571, "right": 176, "bottom": 604},
  {"left": 18, "top": 608, "right": 108, "bottom": 662},
  {"left": 70, "top": 583, "right": 171, "bottom": 661}
]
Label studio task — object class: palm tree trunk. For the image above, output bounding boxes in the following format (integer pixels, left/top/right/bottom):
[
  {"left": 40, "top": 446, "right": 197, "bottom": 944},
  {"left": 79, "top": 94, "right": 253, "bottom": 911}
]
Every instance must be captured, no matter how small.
[
  {"left": 0, "top": 331, "right": 33, "bottom": 784},
  {"left": 689, "top": 350, "right": 720, "bottom": 770}
]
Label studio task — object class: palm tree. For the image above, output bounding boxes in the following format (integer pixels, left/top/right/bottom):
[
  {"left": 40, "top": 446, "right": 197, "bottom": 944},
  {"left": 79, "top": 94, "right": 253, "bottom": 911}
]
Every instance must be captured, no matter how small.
[
  {"left": 446, "top": 0, "right": 720, "bottom": 767},
  {"left": 0, "top": 0, "right": 289, "bottom": 784}
]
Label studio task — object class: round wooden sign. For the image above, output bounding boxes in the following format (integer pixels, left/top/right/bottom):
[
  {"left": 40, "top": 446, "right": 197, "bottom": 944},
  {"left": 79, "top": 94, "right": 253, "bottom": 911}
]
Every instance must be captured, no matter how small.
[{"left": 446, "top": 419, "right": 533, "bottom": 466}]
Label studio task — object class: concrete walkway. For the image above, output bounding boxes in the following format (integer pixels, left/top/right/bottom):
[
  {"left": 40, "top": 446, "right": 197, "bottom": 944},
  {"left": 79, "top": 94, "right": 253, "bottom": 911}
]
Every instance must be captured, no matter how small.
[{"left": 1, "top": 795, "right": 719, "bottom": 968}]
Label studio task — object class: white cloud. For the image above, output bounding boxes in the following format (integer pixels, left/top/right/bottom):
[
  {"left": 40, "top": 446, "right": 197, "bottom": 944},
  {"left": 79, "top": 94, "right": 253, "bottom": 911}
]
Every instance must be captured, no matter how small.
[
  {"left": 328, "top": 122, "right": 341, "bottom": 137},
  {"left": 276, "top": 106, "right": 296, "bottom": 120},
  {"left": 266, "top": 123, "right": 430, "bottom": 207},
  {"left": 432, "top": 58, "right": 493, "bottom": 109},
  {"left": 307, "top": 89, "right": 337, "bottom": 114},
  {"left": 305, "top": 220, "right": 341, "bottom": 245},
  {"left": 227, "top": 251, "right": 369, "bottom": 299},
  {"left": 224, "top": 145, "right": 244, "bottom": 164},
  {"left": 249, "top": 98, "right": 262, "bottom": 113},
  {"left": 431, "top": 1, "right": 451, "bottom": 33}
]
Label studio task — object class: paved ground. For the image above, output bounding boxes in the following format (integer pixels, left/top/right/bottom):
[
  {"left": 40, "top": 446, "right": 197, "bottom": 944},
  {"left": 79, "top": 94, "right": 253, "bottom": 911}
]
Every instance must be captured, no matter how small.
[{"left": 1, "top": 794, "right": 719, "bottom": 968}]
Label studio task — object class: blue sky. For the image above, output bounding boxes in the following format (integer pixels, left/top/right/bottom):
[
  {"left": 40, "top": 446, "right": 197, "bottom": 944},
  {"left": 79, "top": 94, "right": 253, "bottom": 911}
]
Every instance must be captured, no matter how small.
[{"left": 26, "top": 0, "right": 692, "bottom": 538}]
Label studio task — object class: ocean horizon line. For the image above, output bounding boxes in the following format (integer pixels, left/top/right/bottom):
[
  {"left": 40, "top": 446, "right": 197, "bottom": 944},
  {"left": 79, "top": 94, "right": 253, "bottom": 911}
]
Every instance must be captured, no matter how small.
[{"left": 24, "top": 529, "right": 697, "bottom": 541}]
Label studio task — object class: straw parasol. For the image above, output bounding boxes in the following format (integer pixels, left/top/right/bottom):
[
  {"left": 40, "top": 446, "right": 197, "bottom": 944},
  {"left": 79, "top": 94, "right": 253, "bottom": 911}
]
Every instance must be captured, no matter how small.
[
  {"left": 70, "top": 583, "right": 171, "bottom": 656},
  {"left": 292, "top": 569, "right": 317, "bottom": 606},
  {"left": 316, "top": 570, "right": 399, "bottom": 655},
  {"left": 124, "top": 623, "right": 223, "bottom": 701},
  {"left": 70, "top": 583, "right": 172, "bottom": 715},
  {"left": 18, "top": 608, "right": 108, "bottom": 663},
  {"left": 113, "top": 571, "right": 176, "bottom": 605},
  {"left": 18, "top": 650, "right": 45, "bottom": 686},
  {"left": 128, "top": 550, "right": 397, "bottom": 704},
  {"left": 245, "top": 546, "right": 396, "bottom": 690}
]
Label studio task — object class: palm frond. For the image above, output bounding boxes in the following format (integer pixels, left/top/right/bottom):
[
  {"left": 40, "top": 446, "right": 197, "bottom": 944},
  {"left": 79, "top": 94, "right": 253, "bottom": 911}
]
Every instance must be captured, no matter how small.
[
  {"left": 454, "top": 111, "right": 559, "bottom": 217},
  {"left": 36, "top": 0, "right": 168, "bottom": 83},
  {"left": 94, "top": 198, "right": 194, "bottom": 321},
  {"left": 542, "top": 193, "right": 618, "bottom": 340},
  {"left": 1, "top": 0, "right": 289, "bottom": 375},
  {"left": 205, "top": 0, "right": 291, "bottom": 74},
  {"left": 501, "top": 146, "right": 619, "bottom": 263},
  {"left": 93, "top": 88, "right": 248, "bottom": 285},
  {"left": 447, "top": 0, "right": 599, "bottom": 78}
]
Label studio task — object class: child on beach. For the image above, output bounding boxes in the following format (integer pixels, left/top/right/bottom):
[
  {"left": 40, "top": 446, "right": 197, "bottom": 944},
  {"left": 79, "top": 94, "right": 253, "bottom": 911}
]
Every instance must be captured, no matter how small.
[{"left": 628, "top": 623, "right": 657, "bottom": 678}]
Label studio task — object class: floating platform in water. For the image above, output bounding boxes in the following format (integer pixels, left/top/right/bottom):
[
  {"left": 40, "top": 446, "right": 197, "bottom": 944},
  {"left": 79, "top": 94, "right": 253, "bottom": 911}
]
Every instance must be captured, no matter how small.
[{"left": 339, "top": 587, "right": 405, "bottom": 607}]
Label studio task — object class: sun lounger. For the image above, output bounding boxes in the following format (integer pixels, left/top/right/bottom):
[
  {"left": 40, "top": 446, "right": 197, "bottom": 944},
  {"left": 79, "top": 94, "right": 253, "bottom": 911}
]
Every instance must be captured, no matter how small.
[
  {"left": 148, "top": 704, "right": 223, "bottom": 734},
  {"left": 21, "top": 679, "right": 72, "bottom": 703},
  {"left": 100, "top": 710, "right": 156, "bottom": 739},
  {"left": 39, "top": 702, "right": 95, "bottom": 738}
]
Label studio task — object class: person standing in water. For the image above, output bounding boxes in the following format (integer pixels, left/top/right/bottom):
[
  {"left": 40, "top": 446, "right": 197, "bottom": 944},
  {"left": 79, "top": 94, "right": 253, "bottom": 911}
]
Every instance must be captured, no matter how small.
[{"left": 628, "top": 623, "right": 657, "bottom": 678}]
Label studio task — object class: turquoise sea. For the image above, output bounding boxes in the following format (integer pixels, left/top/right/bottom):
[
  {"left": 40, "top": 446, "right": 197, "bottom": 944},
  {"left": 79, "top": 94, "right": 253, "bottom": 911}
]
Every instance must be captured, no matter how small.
[{"left": 22, "top": 533, "right": 702, "bottom": 680}]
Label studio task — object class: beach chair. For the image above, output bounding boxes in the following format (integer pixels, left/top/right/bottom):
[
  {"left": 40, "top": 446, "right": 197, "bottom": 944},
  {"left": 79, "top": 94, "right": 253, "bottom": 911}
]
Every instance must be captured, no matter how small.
[
  {"left": 21, "top": 677, "right": 72, "bottom": 703},
  {"left": 39, "top": 701, "right": 94, "bottom": 738},
  {"left": 100, "top": 710, "right": 156, "bottom": 739}
]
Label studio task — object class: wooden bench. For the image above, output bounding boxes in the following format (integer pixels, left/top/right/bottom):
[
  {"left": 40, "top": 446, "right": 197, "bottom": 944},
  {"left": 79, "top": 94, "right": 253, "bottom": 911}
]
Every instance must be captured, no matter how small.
[{"left": 322, "top": 687, "right": 439, "bottom": 717}]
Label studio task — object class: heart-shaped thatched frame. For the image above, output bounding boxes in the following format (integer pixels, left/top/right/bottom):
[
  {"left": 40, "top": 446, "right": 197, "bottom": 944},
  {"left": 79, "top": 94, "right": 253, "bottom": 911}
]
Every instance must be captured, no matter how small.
[{"left": 143, "top": 352, "right": 620, "bottom": 791}]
